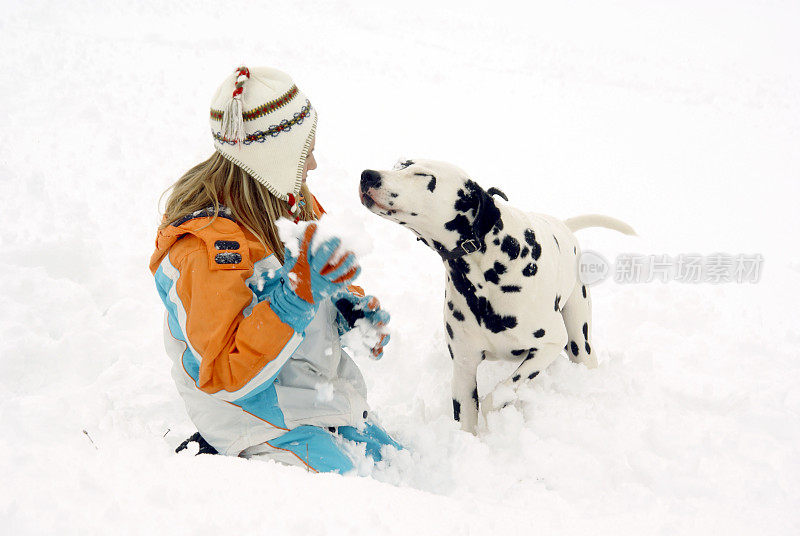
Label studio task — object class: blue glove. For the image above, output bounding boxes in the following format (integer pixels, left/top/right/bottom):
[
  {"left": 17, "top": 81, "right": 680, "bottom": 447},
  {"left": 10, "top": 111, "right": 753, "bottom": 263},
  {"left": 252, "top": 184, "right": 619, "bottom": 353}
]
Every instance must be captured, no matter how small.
[
  {"left": 333, "top": 292, "right": 390, "bottom": 334},
  {"left": 264, "top": 223, "right": 360, "bottom": 333},
  {"left": 333, "top": 291, "right": 391, "bottom": 359}
]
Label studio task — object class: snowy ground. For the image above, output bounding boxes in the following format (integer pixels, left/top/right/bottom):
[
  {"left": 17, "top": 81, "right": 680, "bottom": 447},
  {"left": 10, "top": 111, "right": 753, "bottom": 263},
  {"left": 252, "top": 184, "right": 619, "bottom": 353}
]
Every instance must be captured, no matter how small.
[{"left": 2, "top": 1, "right": 799, "bottom": 534}]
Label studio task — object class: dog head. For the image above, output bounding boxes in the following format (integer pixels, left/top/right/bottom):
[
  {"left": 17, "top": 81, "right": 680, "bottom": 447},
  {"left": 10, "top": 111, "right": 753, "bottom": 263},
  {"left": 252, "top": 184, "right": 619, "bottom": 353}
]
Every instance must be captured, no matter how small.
[{"left": 359, "top": 159, "right": 501, "bottom": 258}]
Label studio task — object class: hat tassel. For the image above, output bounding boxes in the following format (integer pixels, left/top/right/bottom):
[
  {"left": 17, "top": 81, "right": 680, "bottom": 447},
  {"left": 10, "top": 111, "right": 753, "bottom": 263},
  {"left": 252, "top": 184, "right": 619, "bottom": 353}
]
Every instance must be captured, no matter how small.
[
  {"left": 221, "top": 66, "right": 250, "bottom": 145},
  {"left": 221, "top": 98, "right": 244, "bottom": 144}
]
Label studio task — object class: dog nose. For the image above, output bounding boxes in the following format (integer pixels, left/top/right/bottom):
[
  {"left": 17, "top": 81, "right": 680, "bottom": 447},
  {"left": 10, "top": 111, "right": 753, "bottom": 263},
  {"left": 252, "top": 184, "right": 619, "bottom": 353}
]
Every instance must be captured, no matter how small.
[{"left": 360, "top": 169, "right": 382, "bottom": 190}]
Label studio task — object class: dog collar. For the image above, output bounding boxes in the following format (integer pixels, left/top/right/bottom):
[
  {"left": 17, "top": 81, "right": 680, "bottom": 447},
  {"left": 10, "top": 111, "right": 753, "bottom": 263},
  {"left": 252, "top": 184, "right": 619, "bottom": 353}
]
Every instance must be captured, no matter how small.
[
  {"left": 438, "top": 238, "right": 482, "bottom": 260},
  {"left": 438, "top": 187, "right": 506, "bottom": 261}
]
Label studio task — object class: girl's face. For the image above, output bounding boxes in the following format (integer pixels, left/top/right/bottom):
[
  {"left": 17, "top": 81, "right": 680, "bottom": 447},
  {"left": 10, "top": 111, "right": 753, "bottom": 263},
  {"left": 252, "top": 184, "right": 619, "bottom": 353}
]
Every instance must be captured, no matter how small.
[{"left": 303, "top": 136, "right": 317, "bottom": 182}]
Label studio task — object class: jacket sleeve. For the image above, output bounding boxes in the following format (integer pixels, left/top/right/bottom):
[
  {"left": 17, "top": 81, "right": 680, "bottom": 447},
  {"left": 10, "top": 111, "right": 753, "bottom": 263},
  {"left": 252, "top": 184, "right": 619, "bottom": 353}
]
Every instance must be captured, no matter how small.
[{"left": 173, "top": 247, "right": 303, "bottom": 401}]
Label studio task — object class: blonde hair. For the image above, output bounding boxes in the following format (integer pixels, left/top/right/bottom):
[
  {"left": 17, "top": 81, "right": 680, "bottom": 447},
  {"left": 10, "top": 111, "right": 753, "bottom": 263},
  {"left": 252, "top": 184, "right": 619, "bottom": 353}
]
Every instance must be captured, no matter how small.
[{"left": 159, "top": 152, "right": 316, "bottom": 263}]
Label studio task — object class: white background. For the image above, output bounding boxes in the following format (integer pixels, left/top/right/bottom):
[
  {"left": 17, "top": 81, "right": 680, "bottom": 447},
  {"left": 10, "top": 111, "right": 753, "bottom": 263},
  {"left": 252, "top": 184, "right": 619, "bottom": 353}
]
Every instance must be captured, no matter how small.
[{"left": 1, "top": 1, "right": 799, "bottom": 534}]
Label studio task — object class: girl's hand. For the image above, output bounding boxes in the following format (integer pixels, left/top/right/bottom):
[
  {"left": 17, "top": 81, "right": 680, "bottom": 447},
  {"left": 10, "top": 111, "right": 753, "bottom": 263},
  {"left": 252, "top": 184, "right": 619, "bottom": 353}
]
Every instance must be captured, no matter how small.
[
  {"left": 370, "top": 330, "right": 390, "bottom": 360},
  {"left": 283, "top": 223, "right": 361, "bottom": 304},
  {"left": 267, "top": 223, "right": 360, "bottom": 333},
  {"left": 334, "top": 292, "right": 391, "bottom": 360}
]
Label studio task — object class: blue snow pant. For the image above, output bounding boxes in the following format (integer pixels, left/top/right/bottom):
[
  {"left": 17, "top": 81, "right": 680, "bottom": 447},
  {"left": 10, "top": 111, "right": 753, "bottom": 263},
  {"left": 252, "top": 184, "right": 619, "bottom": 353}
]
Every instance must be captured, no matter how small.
[{"left": 264, "top": 422, "right": 403, "bottom": 474}]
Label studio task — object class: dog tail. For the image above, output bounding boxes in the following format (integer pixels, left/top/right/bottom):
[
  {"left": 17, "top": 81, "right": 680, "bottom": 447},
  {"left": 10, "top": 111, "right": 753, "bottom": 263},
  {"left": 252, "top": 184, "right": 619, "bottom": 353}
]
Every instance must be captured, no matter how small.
[{"left": 564, "top": 214, "right": 637, "bottom": 236}]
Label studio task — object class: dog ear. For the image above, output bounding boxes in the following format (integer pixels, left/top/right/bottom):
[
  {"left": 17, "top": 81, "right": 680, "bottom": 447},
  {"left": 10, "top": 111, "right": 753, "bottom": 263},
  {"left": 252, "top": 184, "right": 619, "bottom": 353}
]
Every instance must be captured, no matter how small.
[
  {"left": 474, "top": 185, "right": 501, "bottom": 237},
  {"left": 487, "top": 187, "right": 508, "bottom": 202}
]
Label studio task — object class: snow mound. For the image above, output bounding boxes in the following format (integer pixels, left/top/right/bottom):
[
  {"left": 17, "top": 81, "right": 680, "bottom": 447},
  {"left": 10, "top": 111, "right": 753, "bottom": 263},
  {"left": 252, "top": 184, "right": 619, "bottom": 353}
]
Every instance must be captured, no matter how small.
[{"left": 2, "top": 0, "right": 799, "bottom": 534}]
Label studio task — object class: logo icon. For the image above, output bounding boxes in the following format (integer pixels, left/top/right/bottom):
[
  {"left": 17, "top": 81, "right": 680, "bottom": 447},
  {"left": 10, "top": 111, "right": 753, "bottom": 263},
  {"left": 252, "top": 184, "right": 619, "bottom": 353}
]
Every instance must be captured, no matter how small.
[{"left": 578, "top": 251, "right": 610, "bottom": 286}]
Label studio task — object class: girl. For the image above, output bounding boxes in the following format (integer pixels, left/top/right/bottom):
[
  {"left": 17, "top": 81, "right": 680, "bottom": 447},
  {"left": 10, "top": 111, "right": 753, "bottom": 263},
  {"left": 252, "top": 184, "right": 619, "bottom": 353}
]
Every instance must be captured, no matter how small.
[{"left": 149, "top": 66, "right": 400, "bottom": 473}]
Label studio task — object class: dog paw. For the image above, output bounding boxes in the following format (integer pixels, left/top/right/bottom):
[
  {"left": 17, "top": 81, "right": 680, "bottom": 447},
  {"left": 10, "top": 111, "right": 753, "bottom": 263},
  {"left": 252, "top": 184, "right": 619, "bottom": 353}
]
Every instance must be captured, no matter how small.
[{"left": 481, "top": 383, "right": 517, "bottom": 418}]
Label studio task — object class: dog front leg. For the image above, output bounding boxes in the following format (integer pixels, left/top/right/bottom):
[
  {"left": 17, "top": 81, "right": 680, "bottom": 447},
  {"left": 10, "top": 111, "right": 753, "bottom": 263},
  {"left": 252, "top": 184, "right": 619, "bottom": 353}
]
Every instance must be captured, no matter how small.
[
  {"left": 451, "top": 349, "right": 482, "bottom": 434},
  {"left": 482, "top": 342, "right": 563, "bottom": 419}
]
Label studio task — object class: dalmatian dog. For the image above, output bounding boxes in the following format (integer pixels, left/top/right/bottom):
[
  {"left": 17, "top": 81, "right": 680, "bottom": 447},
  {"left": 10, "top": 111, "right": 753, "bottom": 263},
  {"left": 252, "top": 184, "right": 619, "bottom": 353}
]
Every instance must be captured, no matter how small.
[{"left": 359, "top": 159, "right": 635, "bottom": 433}]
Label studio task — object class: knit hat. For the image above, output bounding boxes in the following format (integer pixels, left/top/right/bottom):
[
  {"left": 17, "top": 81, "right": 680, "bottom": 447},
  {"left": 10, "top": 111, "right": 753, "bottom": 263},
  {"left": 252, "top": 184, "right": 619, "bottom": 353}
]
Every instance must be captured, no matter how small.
[{"left": 209, "top": 66, "right": 318, "bottom": 213}]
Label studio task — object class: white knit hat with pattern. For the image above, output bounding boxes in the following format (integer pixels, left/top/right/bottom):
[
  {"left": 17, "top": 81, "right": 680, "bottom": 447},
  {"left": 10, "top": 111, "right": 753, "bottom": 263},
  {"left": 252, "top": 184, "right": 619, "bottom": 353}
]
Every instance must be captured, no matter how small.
[{"left": 209, "top": 66, "right": 317, "bottom": 212}]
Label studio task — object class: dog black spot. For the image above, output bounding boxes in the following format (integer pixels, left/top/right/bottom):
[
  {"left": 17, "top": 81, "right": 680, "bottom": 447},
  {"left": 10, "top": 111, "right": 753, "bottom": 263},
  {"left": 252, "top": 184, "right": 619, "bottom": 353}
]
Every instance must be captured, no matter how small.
[
  {"left": 582, "top": 285, "right": 587, "bottom": 298},
  {"left": 446, "top": 323, "right": 453, "bottom": 339},
  {"left": 398, "top": 160, "right": 414, "bottom": 169},
  {"left": 574, "top": 246, "right": 577, "bottom": 254},
  {"left": 553, "top": 235, "right": 560, "bottom": 250},
  {"left": 447, "top": 301, "right": 454, "bottom": 310},
  {"left": 447, "top": 344, "right": 454, "bottom": 359},
  {"left": 390, "top": 192, "right": 398, "bottom": 198},
  {"left": 533, "top": 329, "right": 545, "bottom": 338},
  {"left": 481, "top": 351, "right": 486, "bottom": 360},
  {"left": 501, "top": 285, "right": 521, "bottom": 293},
  {"left": 528, "top": 371, "right": 539, "bottom": 380},
  {"left": 524, "top": 229, "right": 536, "bottom": 245},
  {"left": 512, "top": 374, "right": 521, "bottom": 382},
  {"left": 472, "top": 387, "right": 479, "bottom": 407},
  {"left": 453, "top": 181, "right": 483, "bottom": 215},
  {"left": 522, "top": 263, "right": 538, "bottom": 277},
  {"left": 501, "top": 236, "right": 520, "bottom": 260},
  {"left": 453, "top": 399, "right": 461, "bottom": 421},
  {"left": 484, "top": 269, "right": 500, "bottom": 284},
  {"left": 410, "top": 212, "right": 418, "bottom": 216},
  {"left": 554, "top": 295, "right": 561, "bottom": 311},
  {"left": 388, "top": 201, "right": 394, "bottom": 206},
  {"left": 493, "top": 239, "right": 500, "bottom": 245},
  {"left": 524, "top": 230, "right": 542, "bottom": 260},
  {"left": 414, "top": 173, "right": 436, "bottom": 192},
  {"left": 520, "top": 246, "right": 529, "bottom": 258},
  {"left": 491, "top": 219, "right": 504, "bottom": 236},
  {"left": 453, "top": 309, "right": 465, "bottom": 321},
  {"left": 585, "top": 342, "right": 592, "bottom": 354},
  {"left": 387, "top": 210, "right": 397, "bottom": 215},
  {"left": 477, "top": 283, "right": 483, "bottom": 289},
  {"left": 514, "top": 348, "right": 537, "bottom": 359},
  {"left": 444, "top": 214, "right": 473, "bottom": 245},
  {"left": 494, "top": 262, "right": 507, "bottom": 274},
  {"left": 582, "top": 322, "right": 588, "bottom": 340},
  {"left": 447, "top": 257, "right": 518, "bottom": 333},
  {"left": 498, "top": 316, "right": 518, "bottom": 331},
  {"left": 570, "top": 341, "right": 579, "bottom": 356},
  {"left": 398, "top": 221, "right": 407, "bottom": 225},
  {"left": 530, "top": 241, "right": 542, "bottom": 260}
]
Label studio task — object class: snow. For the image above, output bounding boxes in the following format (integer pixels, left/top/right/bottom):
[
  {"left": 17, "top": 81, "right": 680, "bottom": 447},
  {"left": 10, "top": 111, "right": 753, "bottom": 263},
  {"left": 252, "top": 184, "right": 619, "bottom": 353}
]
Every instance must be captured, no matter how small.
[
  {"left": 341, "top": 317, "right": 383, "bottom": 361},
  {"left": 276, "top": 216, "right": 307, "bottom": 258},
  {"left": 2, "top": 0, "right": 799, "bottom": 534}
]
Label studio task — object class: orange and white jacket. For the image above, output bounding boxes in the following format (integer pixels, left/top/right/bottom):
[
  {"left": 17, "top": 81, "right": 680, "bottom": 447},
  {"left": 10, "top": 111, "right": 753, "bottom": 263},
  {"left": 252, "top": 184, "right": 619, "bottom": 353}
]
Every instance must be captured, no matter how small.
[{"left": 149, "top": 204, "right": 370, "bottom": 455}]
